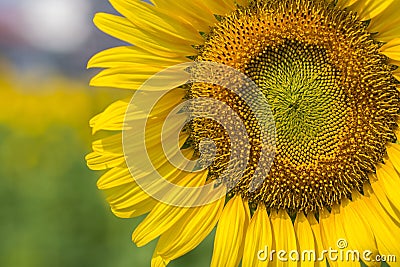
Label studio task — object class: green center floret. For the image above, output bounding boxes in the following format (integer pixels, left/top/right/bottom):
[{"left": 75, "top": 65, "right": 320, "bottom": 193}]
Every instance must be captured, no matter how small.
[{"left": 246, "top": 40, "right": 348, "bottom": 165}]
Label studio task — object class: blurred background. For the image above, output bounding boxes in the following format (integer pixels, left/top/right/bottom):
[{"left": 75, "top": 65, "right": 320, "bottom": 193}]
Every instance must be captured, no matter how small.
[{"left": 0, "top": 0, "right": 212, "bottom": 266}]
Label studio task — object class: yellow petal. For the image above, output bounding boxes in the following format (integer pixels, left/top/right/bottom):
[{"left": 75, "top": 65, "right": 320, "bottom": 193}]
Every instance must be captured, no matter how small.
[
  {"left": 151, "top": 254, "right": 170, "bottom": 267},
  {"left": 235, "top": 0, "right": 249, "bottom": 7},
  {"left": 85, "top": 151, "right": 124, "bottom": 170},
  {"left": 93, "top": 13, "right": 197, "bottom": 57},
  {"left": 93, "top": 131, "right": 163, "bottom": 156},
  {"left": 204, "top": 0, "right": 236, "bottom": 15},
  {"left": 154, "top": 195, "right": 225, "bottom": 261},
  {"left": 386, "top": 143, "right": 400, "bottom": 173},
  {"left": 127, "top": 120, "right": 189, "bottom": 171},
  {"left": 90, "top": 86, "right": 185, "bottom": 134},
  {"left": 87, "top": 130, "right": 187, "bottom": 171},
  {"left": 352, "top": 185, "right": 400, "bottom": 258},
  {"left": 92, "top": 127, "right": 189, "bottom": 186},
  {"left": 112, "top": 196, "right": 157, "bottom": 218},
  {"left": 129, "top": 87, "right": 186, "bottom": 115},
  {"left": 370, "top": 174, "right": 400, "bottom": 224},
  {"left": 242, "top": 204, "right": 272, "bottom": 267},
  {"left": 340, "top": 199, "right": 380, "bottom": 267},
  {"left": 92, "top": 63, "right": 191, "bottom": 90},
  {"left": 101, "top": 149, "right": 195, "bottom": 218},
  {"left": 270, "top": 209, "right": 298, "bottom": 267},
  {"left": 97, "top": 166, "right": 132, "bottom": 189},
  {"left": 104, "top": 182, "right": 155, "bottom": 214},
  {"left": 90, "top": 99, "right": 129, "bottom": 133},
  {"left": 131, "top": 171, "right": 207, "bottom": 247},
  {"left": 92, "top": 133, "right": 124, "bottom": 154},
  {"left": 89, "top": 66, "right": 169, "bottom": 90},
  {"left": 307, "top": 213, "right": 325, "bottom": 267},
  {"left": 393, "top": 68, "right": 400, "bottom": 82},
  {"left": 294, "top": 212, "right": 316, "bottom": 267},
  {"left": 211, "top": 195, "right": 250, "bottom": 267},
  {"left": 321, "top": 205, "right": 372, "bottom": 267},
  {"left": 375, "top": 160, "right": 400, "bottom": 212},
  {"left": 319, "top": 208, "right": 338, "bottom": 267},
  {"left": 153, "top": 0, "right": 217, "bottom": 32},
  {"left": 380, "top": 38, "right": 400, "bottom": 62},
  {"left": 348, "top": 0, "right": 394, "bottom": 21},
  {"left": 100, "top": 146, "right": 192, "bottom": 190},
  {"left": 336, "top": 0, "right": 359, "bottom": 9},
  {"left": 331, "top": 205, "right": 360, "bottom": 267},
  {"left": 109, "top": 0, "right": 204, "bottom": 45},
  {"left": 88, "top": 46, "right": 189, "bottom": 69},
  {"left": 368, "top": 1, "right": 400, "bottom": 42},
  {"left": 93, "top": 120, "right": 188, "bottom": 158}
]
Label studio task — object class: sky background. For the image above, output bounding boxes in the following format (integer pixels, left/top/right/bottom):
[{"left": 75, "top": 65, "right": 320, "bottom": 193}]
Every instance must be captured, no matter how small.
[{"left": 0, "top": 0, "right": 126, "bottom": 78}]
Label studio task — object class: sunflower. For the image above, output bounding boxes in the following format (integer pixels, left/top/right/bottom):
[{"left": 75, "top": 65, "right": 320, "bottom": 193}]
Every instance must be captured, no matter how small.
[{"left": 86, "top": 0, "right": 400, "bottom": 266}]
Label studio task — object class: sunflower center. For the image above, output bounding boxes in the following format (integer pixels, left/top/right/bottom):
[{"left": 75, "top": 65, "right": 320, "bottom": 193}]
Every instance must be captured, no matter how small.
[
  {"left": 246, "top": 40, "right": 346, "bottom": 165},
  {"left": 188, "top": 0, "right": 400, "bottom": 213}
]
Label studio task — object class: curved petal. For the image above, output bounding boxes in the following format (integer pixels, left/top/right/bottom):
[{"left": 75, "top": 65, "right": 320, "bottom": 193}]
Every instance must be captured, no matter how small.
[
  {"left": 336, "top": 0, "right": 359, "bottom": 9},
  {"left": 93, "top": 13, "right": 197, "bottom": 58},
  {"left": 270, "top": 209, "right": 298, "bottom": 267},
  {"left": 88, "top": 46, "right": 190, "bottom": 69},
  {"left": 211, "top": 195, "right": 250, "bottom": 267},
  {"left": 200, "top": 0, "right": 236, "bottom": 15},
  {"left": 97, "top": 166, "right": 132, "bottom": 189},
  {"left": 101, "top": 149, "right": 195, "bottom": 218},
  {"left": 89, "top": 87, "right": 185, "bottom": 133},
  {"left": 294, "top": 212, "right": 315, "bottom": 267},
  {"left": 352, "top": 186, "right": 400, "bottom": 258},
  {"left": 331, "top": 205, "right": 360, "bottom": 267},
  {"left": 242, "top": 204, "right": 272, "bottom": 267},
  {"left": 85, "top": 151, "right": 125, "bottom": 170},
  {"left": 307, "top": 213, "right": 325, "bottom": 267},
  {"left": 379, "top": 38, "right": 400, "bottom": 62},
  {"left": 319, "top": 208, "right": 338, "bottom": 267},
  {"left": 369, "top": 174, "right": 400, "bottom": 224},
  {"left": 86, "top": 116, "right": 189, "bottom": 171},
  {"left": 151, "top": 254, "right": 169, "bottom": 267},
  {"left": 387, "top": 143, "right": 400, "bottom": 173},
  {"left": 375, "top": 160, "right": 400, "bottom": 212},
  {"left": 153, "top": 195, "right": 225, "bottom": 262},
  {"left": 89, "top": 99, "right": 129, "bottom": 133},
  {"left": 235, "top": 0, "right": 250, "bottom": 7},
  {"left": 393, "top": 68, "right": 400, "bottom": 82},
  {"left": 112, "top": 196, "right": 157, "bottom": 218},
  {"left": 368, "top": 1, "right": 400, "bottom": 42},
  {"left": 340, "top": 199, "right": 380, "bottom": 267},
  {"left": 153, "top": 0, "right": 218, "bottom": 32},
  {"left": 131, "top": 171, "right": 208, "bottom": 247},
  {"left": 109, "top": 0, "right": 204, "bottom": 45},
  {"left": 90, "top": 65, "right": 190, "bottom": 90},
  {"left": 347, "top": 0, "right": 394, "bottom": 21}
]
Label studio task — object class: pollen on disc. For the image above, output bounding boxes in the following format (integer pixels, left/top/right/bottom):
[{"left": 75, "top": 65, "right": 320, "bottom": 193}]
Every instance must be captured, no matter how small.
[{"left": 187, "top": 0, "right": 400, "bottom": 213}]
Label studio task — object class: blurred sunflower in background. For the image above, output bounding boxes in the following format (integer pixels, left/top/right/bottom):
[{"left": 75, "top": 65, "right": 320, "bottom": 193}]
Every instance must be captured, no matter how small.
[{"left": 87, "top": 0, "right": 400, "bottom": 266}]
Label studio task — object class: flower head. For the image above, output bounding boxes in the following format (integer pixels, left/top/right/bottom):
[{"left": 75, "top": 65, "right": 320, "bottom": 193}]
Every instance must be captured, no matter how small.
[{"left": 87, "top": 0, "right": 400, "bottom": 266}]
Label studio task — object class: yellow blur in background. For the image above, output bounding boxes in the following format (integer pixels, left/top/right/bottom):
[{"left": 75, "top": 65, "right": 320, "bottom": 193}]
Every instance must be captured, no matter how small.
[{"left": 0, "top": 61, "right": 138, "bottom": 266}]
